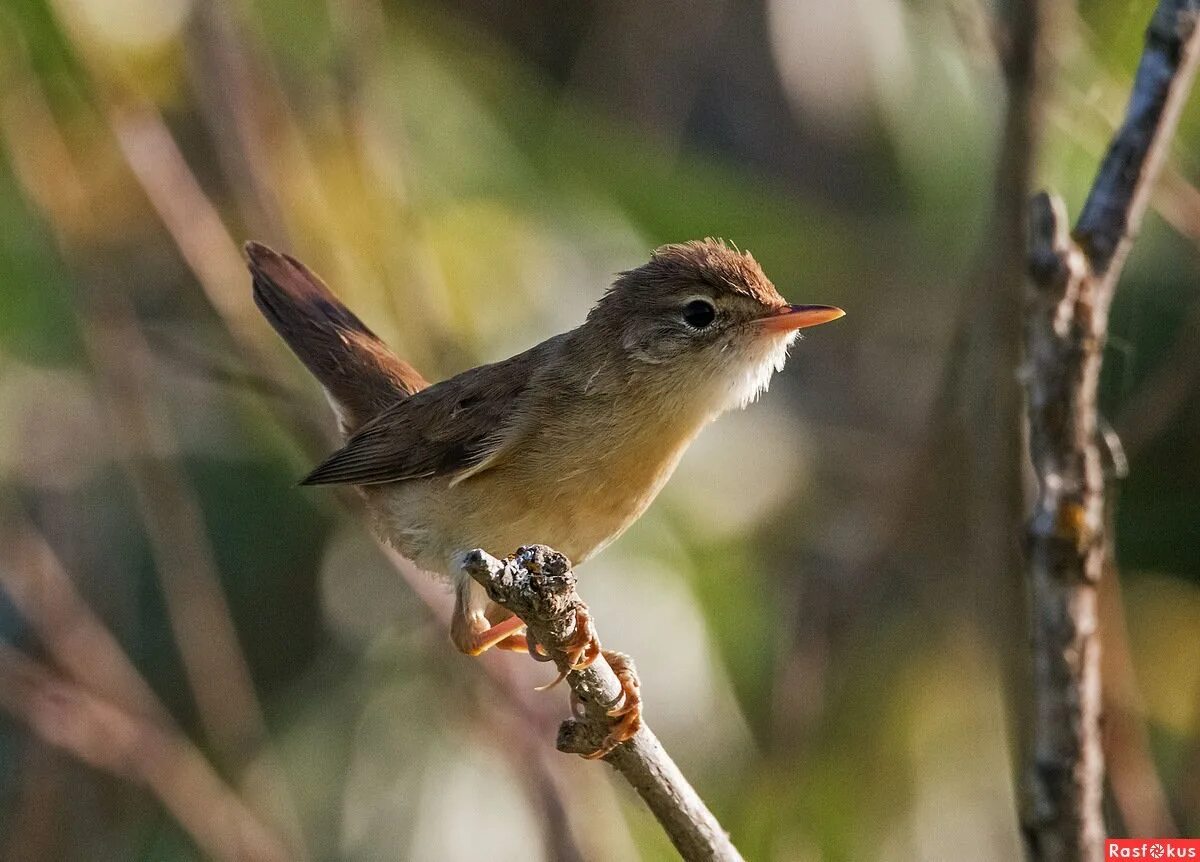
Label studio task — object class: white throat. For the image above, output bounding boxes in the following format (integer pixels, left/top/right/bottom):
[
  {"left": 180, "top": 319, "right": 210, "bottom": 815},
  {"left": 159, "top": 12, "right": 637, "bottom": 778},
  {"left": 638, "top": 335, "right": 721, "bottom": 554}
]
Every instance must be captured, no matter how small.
[{"left": 712, "top": 330, "right": 799, "bottom": 415}]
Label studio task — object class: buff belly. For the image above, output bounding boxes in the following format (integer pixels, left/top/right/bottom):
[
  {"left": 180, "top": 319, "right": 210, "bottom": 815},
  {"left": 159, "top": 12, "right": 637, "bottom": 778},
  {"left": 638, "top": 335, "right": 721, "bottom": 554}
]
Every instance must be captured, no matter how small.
[{"left": 363, "top": 431, "right": 692, "bottom": 583}]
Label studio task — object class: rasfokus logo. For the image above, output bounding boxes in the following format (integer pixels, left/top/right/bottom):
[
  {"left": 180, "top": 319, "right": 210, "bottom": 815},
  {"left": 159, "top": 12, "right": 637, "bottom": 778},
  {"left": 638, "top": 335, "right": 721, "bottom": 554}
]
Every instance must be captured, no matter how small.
[{"left": 1108, "top": 840, "right": 1200, "bottom": 859}]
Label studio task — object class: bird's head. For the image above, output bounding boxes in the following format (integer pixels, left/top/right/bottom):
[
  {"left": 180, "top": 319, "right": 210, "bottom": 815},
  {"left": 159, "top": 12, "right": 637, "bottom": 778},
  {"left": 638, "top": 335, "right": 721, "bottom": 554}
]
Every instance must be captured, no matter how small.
[{"left": 587, "top": 239, "right": 843, "bottom": 415}]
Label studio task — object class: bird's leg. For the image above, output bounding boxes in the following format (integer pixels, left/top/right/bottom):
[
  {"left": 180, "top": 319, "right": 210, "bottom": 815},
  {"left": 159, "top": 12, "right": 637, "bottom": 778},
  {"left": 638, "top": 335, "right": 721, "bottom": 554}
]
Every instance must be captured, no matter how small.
[
  {"left": 485, "top": 600, "right": 554, "bottom": 656},
  {"left": 451, "top": 580, "right": 529, "bottom": 656},
  {"left": 455, "top": 568, "right": 639, "bottom": 756},
  {"left": 452, "top": 612, "right": 527, "bottom": 656},
  {"left": 579, "top": 650, "right": 643, "bottom": 759}
]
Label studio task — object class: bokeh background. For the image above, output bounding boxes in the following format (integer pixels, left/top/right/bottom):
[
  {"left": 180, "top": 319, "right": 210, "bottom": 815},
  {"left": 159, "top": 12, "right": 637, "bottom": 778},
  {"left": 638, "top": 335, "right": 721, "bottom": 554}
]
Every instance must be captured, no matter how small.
[{"left": 1, "top": 0, "right": 1198, "bottom": 859}]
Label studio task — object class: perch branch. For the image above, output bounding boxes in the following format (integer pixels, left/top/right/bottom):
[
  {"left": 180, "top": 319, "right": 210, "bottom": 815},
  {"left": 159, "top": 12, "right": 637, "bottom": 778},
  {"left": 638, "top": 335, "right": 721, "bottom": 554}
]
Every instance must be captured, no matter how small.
[
  {"left": 1020, "top": 2, "right": 1200, "bottom": 858},
  {"left": 463, "top": 546, "right": 744, "bottom": 862}
]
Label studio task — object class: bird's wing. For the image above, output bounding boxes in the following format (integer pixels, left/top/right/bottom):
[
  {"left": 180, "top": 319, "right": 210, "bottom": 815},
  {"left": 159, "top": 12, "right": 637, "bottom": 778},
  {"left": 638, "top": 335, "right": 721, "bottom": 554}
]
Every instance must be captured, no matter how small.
[{"left": 300, "top": 335, "right": 564, "bottom": 486}]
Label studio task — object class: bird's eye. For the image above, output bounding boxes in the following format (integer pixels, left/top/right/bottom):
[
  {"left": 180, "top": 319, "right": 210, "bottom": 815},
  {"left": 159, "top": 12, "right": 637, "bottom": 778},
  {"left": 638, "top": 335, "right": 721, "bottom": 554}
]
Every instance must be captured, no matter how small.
[{"left": 682, "top": 299, "right": 716, "bottom": 329}]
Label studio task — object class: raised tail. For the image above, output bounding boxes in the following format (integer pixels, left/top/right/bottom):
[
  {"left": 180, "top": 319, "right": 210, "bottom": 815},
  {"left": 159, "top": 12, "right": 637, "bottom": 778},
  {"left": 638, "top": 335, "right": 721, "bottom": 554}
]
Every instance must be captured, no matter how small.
[{"left": 245, "top": 241, "right": 428, "bottom": 434}]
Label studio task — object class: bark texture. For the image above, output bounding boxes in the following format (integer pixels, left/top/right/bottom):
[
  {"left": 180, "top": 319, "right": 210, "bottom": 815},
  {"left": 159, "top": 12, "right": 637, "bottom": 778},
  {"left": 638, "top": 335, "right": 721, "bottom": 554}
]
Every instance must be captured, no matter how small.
[
  {"left": 1020, "top": 3, "right": 1200, "bottom": 858},
  {"left": 463, "top": 546, "right": 745, "bottom": 862}
]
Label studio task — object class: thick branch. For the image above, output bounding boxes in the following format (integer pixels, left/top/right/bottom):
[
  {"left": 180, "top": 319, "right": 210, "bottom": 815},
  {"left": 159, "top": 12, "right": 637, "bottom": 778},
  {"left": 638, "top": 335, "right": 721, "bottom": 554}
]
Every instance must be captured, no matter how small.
[
  {"left": 1022, "top": 193, "right": 1106, "bottom": 860},
  {"left": 1020, "top": 3, "right": 1200, "bottom": 859},
  {"left": 463, "top": 546, "right": 744, "bottom": 862}
]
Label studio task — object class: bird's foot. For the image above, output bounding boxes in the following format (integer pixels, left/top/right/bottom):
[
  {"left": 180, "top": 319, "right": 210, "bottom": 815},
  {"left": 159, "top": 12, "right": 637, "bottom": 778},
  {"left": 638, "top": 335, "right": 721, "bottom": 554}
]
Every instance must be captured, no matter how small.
[
  {"left": 454, "top": 613, "right": 527, "bottom": 656},
  {"left": 561, "top": 604, "right": 601, "bottom": 671},
  {"left": 581, "top": 650, "right": 642, "bottom": 759},
  {"left": 492, "top": 633, "right": 556, "bottom": 663},
  {"left": 531, "top": 603, "right": 600, "bottom": 691}
]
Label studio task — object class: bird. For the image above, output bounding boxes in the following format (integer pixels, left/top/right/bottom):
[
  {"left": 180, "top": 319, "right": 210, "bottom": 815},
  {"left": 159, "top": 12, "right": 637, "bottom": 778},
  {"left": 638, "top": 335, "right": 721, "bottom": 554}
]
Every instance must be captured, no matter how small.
[{"left": 246, "top": 238, "right": 843, "bottom": 750}]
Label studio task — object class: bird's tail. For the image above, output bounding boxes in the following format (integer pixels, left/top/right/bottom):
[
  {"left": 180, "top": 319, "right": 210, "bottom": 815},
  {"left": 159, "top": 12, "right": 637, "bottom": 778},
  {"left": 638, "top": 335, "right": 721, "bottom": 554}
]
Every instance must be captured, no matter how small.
[{"left": 245, "top": 241, "right": 428, "bottom": 434}]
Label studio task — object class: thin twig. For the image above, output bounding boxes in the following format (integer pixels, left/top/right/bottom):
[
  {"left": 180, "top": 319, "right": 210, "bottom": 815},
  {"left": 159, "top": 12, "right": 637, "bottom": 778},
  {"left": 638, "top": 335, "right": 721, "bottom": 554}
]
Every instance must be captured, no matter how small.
[
  {"left": 1074, "top": 2, "right": 1200, "bottom": 286},
  {"left": 79, "top": 257, "right": 309, "bottom": 857},
  {"left": 0, "top": 644, "right": 291, "bottom": 862},
  {"left": 1020, "top": 3, "right": 1200, "bottom": 858},
  {"left": 0, "top": 516, "right": 169, "bottom": 726},
  {"left": 464, "top": 546, "right": 744, "bottom": 862},
  {"left": 1043, "top": 34, "right": 1200, "bottom": 457},
  {"left": 0, "top": 512, "right": 299, "bottom": 856}
]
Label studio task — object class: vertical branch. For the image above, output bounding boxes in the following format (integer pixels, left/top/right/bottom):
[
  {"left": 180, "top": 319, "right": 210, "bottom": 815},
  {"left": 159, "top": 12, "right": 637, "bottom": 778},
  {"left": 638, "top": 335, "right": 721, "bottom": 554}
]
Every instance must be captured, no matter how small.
[
  {"left": 1020, "top": 3, "right": 1200, "bottom": 858},
  {"left": 970, "top": 0, "right": 1044, "bottom": 553},
  {"left": 1022, "top": 193, "right": 1106, "bottom": 859},
  {"left": 963, "top": 0, "right": 1048, "bottom": 799}
]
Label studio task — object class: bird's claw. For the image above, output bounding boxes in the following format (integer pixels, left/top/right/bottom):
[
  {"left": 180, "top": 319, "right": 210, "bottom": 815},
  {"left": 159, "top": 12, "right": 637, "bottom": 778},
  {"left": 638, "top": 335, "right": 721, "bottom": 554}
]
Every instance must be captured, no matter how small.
[
  {"left": 531, "top": 604, "right": 598, "bottom": 690},
  {"left": 582, "top": 650, "right": 642, "bottom": 759},
  {"left": 528, "top": 604, "right": 641, "bottom": 758},
  {"left": 562, "top": 604, "right": 601, "bottom": 671},
  {"left": 526, "top": 636, "right": 554, "bottom": 663}
]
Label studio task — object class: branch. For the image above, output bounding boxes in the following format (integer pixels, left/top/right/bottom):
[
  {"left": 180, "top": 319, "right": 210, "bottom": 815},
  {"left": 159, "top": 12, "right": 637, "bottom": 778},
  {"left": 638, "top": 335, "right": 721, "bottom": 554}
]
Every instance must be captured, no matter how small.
[
  {"left": 1074, "top": 0, "right": 1200, "bottom": 283},
  {"left": 1020, "top": 3, "right": 1200, "bottom": 858},
  {"left": 463, "top": 546, "right": 745, "bottom": 862},
  {"left": 0, "top": 644, "right": 291, "bottom": 862},
  {"left": 0, "top": 510, "right": 305, "bottom": 858}
]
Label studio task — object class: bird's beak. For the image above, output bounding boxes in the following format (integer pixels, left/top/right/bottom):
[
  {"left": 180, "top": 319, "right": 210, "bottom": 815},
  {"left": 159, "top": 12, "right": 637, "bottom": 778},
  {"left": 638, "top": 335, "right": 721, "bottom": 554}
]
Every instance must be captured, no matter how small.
[{"left": 755, "top": 304, "right": 845, "bottom": 332}]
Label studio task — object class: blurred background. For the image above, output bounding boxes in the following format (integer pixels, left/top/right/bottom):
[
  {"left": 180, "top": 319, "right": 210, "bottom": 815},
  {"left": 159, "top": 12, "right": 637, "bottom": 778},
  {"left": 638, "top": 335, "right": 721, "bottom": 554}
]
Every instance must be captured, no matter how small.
[{"left": 0, "top": 0, "right": 1198, "bottom": 859}]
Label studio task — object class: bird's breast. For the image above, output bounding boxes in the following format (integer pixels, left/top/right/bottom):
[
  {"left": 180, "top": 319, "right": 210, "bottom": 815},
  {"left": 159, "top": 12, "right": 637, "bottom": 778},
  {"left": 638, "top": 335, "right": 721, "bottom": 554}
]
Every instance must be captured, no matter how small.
[
  {"left": 485, "top": 402, "right": 703, "bottom": 562},
  {"left": 367, "top": 389, "right": 707, "bottom": 575}
]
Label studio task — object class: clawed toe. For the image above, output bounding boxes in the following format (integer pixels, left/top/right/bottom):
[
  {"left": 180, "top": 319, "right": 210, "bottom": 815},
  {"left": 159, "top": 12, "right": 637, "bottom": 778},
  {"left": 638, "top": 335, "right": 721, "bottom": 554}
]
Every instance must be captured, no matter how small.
[
  {"left": 534, "top": 669, "right": 568, "bottom": 692},
  {"left": 526, "top": 636, "right": 554, "bottom": 663},
  {"left": 562, "top": 604, "right": 601, "bottom": 671},
  {"left": 582, "top": 650, "right": 642, "bottom": 759},
  {"left": 533, "top": 604, "right": 598, "bottom": 690},
  {"left": 518, "top": 602, "right": 642, "bottom": 759}
]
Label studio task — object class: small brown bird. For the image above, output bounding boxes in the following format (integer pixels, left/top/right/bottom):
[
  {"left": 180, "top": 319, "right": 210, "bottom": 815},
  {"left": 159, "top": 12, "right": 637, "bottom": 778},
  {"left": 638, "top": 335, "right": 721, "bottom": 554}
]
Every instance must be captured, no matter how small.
[{"left": 246, "top": 239, "right": 842, "bottom": 747}]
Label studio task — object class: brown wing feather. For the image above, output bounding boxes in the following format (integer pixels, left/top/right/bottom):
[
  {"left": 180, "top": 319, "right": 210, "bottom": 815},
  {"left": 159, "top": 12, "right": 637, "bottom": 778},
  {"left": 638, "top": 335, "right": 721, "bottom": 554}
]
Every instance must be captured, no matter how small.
[{"left": 300, "top": 335, "right": 566, "bottom": 486}]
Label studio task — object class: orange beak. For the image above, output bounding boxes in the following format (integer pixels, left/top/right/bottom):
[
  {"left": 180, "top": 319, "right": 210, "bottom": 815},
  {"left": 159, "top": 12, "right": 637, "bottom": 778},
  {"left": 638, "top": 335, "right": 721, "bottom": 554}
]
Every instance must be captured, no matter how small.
[{"left": 755, "top": 304, "right": 845, "bottom": 332}]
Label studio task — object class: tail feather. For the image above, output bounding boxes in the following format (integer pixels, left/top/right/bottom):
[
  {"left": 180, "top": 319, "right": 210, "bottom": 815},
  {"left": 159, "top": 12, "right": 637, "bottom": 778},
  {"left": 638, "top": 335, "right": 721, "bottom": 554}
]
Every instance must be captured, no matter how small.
[{"left": 245, "top": 241, "right": 428, "bottom": 434}]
